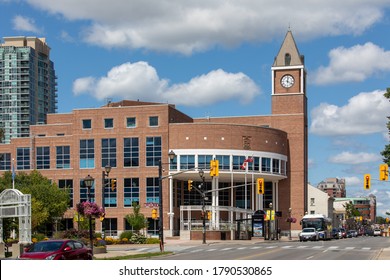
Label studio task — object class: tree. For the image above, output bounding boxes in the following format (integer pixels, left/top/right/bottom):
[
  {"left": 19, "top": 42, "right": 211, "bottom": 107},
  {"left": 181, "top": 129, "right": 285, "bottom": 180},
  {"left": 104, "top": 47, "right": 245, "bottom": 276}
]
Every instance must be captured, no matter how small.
[
  {"left": 125, "top": 202, "right": 147, "bottom": 234},
  {"left": 344, "top": 202, "right": 361, "bottom": 218},
  {"left": 380, "top": 87, "right": 390, "bottom": 165},
  {"left": 0, "top": 170, "right": 70, "bottom": 233}
]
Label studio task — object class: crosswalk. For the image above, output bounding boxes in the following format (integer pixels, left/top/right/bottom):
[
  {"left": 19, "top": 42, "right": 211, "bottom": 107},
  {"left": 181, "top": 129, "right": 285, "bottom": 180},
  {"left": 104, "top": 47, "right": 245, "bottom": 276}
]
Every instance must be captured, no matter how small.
[{"left": 133, "top": 244, "right": 384, "bottom": 254}]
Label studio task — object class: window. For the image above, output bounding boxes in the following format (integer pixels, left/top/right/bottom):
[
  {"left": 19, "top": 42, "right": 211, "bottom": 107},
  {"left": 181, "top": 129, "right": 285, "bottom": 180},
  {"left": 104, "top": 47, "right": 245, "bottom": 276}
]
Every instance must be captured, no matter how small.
[
  {"left": 124, "top": 178, "right": 140, "bottom": 206},
  {"left": 82, "top": 119, "right": 92, "bottom": 129},
  {"left": 261, "top": 157, "right": 271, "bottom": 173},
  {"left": 126, "top": 117, "right": 136, "bottom": 128},
  {"left": 104, "top": 118, "right": 114, "bottom": 129},
  {"left": 149, "top": 116, "right": 159, "bottom": 127},
  {"left": 124, "top": 137, "right": 139, "bottom": 167},
  {"left": 233, "top": 156, "right": 245, "bottom": 170},
  {"left": 80, "top": 178, "right": 95, "bottom": 203},
  {"left": 285, "top": 53, "right": 291, "bottom": 66},
  {"left": 180, "top": 155, "right": 195, "bottom": 170},
  {"left": 103, "top": 178, "right": 117, "bottom": 207},
  {"left": 310, "top": 198, "right": 315, "bottom": 206},
  {"left": 197, "top": 155, "right": 212, "bottom": 170},
  {"left": 146, "top": 177, "right": 159, "bottom": 203},
  {"left": 59, "top": 179, "right": 73, "bottom": 208},
  {"left": 36, "top": 146, "right": 50, "bottom": 169},
  {"left": 216, "top": 155, "right": 230, "bottom": 170},
  {"left": 102, "top": 218, "right": 117, "bottom": 237},
  {"left": 101, "top": 138, "right": 117, "bottom": 168},
  {"left": 79, "top": 139, "right": 95, "bottom": 168},
  {"left": 272, "top": 159, "right": 280, "bottom": 174},
  {"left": 146, "top": 136, "right": 161, "bottom": 166},
  {"left": 56, "top": 146, "right": 70, "bottom": 169},
  {"left": 16, "top": 147, "right": 30, "bottom": 170},
  {"left": 0, "top": 153, "right": 11, "bottom": 170}
]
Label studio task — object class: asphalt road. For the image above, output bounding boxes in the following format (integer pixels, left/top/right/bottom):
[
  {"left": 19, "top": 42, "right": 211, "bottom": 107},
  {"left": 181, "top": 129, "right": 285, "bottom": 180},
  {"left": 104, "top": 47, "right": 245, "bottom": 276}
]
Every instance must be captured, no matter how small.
[{"left": 157, "top": 236, "right": 390, "bottom": 260}]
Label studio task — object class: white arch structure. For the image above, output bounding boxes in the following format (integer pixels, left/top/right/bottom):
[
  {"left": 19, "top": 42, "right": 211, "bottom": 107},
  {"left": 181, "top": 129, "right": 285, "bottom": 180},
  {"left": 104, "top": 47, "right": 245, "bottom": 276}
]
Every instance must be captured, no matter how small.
[{"left": 0, "top": 189, "right": 31, "bottom": 244}]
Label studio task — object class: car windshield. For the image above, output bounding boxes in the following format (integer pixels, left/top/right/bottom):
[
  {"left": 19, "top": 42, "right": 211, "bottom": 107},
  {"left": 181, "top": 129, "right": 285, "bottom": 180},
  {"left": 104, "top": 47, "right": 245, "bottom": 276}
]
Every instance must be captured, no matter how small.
[
  {"left": 28, "top": 241, "right": 63, "bottom": 252},
  {"left": 302, "top": 228, "right": 315, "bottom": 232}
]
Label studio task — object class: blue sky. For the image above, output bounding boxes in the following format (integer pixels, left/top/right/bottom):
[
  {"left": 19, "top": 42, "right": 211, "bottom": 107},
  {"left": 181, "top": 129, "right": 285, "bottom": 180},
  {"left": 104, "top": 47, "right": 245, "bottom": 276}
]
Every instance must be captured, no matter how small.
[{"left": 1, "top": 0, "right": 390, "bottom": 217}]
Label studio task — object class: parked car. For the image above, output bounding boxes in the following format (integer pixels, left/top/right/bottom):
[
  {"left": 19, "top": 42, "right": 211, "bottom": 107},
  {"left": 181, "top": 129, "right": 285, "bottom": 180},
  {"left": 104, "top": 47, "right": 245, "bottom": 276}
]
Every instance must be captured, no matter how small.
[
  {"left": 364, "top": 228, "right": 374, "bottom": 236},
  {"left": 373, "top": 228, "right": 382, "bottom": 237},
  {"left": 299, "top": 228, "right": 319, "bottom": 242},
  {"left": 18, "top": 239, "right": 93, "bottom": 260},
  {"left": 332, "top": 228, "right": 342, "bottom": 239},
  {"left": 339, "top": 228, "right": 347, "bottom": 238},
  {"left": 347, "top": 230, "right": 358, "bottom": 238}
]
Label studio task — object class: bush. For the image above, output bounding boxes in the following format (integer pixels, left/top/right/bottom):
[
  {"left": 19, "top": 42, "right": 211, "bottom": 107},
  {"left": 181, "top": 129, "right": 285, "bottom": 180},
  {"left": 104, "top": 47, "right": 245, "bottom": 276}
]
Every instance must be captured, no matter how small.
[
  {"left": 145, "top": 238, "right": 160, "bottom": 244},
  {"left": 130, "top": 233, "right": 147, "bottom": 244},
  {"left": 119, "top": 231, "right": 133, "bottom": 241},
  {"left": 32, "top": 233, "right": 47, "bottom": 242}
]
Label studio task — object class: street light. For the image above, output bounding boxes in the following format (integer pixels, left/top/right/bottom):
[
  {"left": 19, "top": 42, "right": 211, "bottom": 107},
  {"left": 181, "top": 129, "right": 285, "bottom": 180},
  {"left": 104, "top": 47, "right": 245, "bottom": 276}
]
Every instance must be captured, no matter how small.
[
  {"left": 101, "top": 165, "right": 111, "bottom": 240},
  {"left": 288, "top": 207, "right": 292, "bottom": 240},
  {"left": 269, "top": 202, "right": 273, "bottom": 240},
  {"left": 84, "top": 174, "right": 95, "bottom": 257},
  {"left": 158, "top": 150, "right": 176, "bottom": 252},
  {"left": 198, "top": 169, "right": 207, "bottom": 244}
]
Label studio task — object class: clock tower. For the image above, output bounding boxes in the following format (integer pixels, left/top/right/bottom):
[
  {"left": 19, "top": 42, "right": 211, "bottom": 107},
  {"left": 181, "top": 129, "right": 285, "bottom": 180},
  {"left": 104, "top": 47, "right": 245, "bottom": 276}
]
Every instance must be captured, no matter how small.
[{"left": 271, "top": 30, "right": 308, "bottom": 221}]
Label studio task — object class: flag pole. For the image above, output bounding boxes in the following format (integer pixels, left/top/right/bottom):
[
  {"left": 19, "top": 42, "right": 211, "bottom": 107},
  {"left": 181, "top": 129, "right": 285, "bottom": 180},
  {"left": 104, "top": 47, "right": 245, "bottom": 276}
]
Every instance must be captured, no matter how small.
[{"left": 12, "top": 158, "right": 15, "bottom": 189}]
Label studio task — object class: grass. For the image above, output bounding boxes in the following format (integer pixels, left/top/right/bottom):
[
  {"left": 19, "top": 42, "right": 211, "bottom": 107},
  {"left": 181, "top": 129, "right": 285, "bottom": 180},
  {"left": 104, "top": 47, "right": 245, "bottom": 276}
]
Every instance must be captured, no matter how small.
[{"left": 94, "top": 251, "right": 172, "bottom": 260}]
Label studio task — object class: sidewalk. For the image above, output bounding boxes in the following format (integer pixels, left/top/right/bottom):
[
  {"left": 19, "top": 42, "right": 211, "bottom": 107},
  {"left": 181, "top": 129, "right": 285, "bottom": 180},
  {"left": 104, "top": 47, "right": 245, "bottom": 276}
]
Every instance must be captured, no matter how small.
[{"left": 94, "top": 236, "right": 390, "bottom": 260}]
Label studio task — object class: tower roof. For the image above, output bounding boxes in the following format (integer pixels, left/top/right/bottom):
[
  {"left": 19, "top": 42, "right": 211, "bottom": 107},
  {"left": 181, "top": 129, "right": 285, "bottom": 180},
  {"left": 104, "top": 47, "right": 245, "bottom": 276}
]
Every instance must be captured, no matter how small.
[{"left": 273, "top": 30, "right": 304, "bottom": 67}]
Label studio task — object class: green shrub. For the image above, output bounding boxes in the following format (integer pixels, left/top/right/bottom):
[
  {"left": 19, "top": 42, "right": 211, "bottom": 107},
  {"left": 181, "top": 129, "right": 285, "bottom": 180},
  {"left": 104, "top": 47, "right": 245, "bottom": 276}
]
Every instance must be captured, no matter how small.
[
  {"left": 145, "top": 238, "right": 160, "bottom": 244},
  {"left": 130, "top": 233, "right": 147, "bottom": 244},
  {"left": 119, "top": 231, "right": 133, "bottom": 241}
]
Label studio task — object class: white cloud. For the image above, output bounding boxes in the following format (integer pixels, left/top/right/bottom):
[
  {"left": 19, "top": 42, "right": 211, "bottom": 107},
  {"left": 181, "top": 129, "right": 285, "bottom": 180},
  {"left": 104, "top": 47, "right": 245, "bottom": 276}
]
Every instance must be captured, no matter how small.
[
  {"left": 312, "top": 43, "right": 390, "bottom": 84},
  {"left": 72, "top": 62, "right": 260, "bottom": 106},
  {"left": 344, "top": 176, "right": 361, "bottom": 186},
  {"left": 329, "top": 151, "right": 382, "bottom": 164},
  {"left": 12, "top": 15, "right": 43, "bottom": 34},
  {"left": 24, "top": 0, "right": 390, "bottom": 54},
  {"left": 310, "top": 90, "right": 390, "bottom": 136}
]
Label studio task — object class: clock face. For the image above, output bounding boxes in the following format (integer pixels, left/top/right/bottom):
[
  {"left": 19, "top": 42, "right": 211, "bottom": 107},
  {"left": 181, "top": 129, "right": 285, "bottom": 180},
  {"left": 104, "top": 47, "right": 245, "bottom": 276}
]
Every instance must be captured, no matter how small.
[{"left": 281, "top": 74, "right": 295, "bottom": 88}]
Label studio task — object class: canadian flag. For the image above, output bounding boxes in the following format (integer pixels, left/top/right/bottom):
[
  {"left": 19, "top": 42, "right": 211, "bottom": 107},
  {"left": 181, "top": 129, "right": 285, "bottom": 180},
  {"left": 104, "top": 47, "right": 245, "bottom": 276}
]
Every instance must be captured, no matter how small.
[{"left": 240, "top": 157, "right": 253, "bottom": 170}]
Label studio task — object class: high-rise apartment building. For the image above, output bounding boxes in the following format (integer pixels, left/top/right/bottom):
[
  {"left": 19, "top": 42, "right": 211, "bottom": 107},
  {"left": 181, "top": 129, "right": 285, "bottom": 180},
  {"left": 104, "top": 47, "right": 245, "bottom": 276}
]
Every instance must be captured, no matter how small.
[
  {"left": 0, "top": 36, "right": 57, "bottom": 143},
  {"left": 317, "top": 177, "right": 346, "bottom": 198}
]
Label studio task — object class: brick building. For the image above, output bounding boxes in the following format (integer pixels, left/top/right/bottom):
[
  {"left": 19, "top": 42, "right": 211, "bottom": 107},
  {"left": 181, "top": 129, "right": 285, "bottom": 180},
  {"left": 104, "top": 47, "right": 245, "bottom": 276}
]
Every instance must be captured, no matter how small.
[{"left": 0, "top": 31, "right": 308, "bottom": 239}]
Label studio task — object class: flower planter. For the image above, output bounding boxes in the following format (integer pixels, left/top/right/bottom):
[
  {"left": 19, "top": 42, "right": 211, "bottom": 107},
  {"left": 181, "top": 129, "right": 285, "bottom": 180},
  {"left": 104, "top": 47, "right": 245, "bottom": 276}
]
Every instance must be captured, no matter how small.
[{"left": 93, "top": 246, "right": 107, "bottom": 254}]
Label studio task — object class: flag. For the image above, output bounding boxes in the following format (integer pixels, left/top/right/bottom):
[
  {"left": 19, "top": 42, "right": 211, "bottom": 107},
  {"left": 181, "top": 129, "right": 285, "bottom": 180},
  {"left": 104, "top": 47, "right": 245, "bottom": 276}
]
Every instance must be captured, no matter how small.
[{"left": 240, "top": 157, "right": 253, "bottom": 170}]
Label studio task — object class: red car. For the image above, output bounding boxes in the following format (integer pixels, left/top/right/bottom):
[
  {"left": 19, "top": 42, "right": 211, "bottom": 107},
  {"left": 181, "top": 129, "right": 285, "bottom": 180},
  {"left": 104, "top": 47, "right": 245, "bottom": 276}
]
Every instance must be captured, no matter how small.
[{"left": 18, "top": 239, "right": 93, "bottom": 260}]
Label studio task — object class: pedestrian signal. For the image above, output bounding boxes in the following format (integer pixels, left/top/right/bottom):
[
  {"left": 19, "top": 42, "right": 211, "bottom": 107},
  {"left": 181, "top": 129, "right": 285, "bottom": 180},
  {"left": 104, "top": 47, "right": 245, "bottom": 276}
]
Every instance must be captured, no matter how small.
[
  {"left": 210, "top": 160, "right": 219, "bottom": 177},
  {"left": 364, "top": 174, "right": 370, "bottom": 190}
]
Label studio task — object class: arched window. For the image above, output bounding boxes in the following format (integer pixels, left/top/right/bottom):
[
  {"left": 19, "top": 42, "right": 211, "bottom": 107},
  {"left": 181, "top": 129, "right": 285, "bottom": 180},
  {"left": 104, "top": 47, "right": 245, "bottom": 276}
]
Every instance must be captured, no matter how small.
[{"left": 285, "top": 53, "right": 291, "bottom": 66}]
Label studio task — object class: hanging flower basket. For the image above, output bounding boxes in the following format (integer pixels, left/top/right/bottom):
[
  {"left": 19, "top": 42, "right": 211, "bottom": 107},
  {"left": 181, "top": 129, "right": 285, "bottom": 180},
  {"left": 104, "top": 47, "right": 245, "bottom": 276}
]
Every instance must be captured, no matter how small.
[
  {"left": 77, "top": 201, "right": 104, "bottom": 218},
  {"left": 286, "top": 217, "right": 297, "bottom": 223}
]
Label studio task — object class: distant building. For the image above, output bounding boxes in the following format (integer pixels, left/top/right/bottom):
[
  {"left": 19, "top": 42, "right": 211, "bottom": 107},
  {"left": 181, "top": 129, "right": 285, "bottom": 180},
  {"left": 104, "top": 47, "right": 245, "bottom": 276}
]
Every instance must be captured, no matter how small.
[
  {"left": 307, "top": 184, "right": 334, "bottom": 217},
  {"left": 0, "top": 36, "right": 57, "bottom": 144},
  {"left": 334, "top": 195, "right": 377, "bottom": 225},
  {"left": 317, "top": 178, "right": 346, "bottom": 198}
]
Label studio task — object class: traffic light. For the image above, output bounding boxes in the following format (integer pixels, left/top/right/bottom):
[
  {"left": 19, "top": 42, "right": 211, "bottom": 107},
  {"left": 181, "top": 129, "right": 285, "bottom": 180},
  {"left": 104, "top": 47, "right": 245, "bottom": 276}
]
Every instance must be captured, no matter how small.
[
  {"left": 151, "top": 208, "right": 158, "bottom": 220},
  {"left": 100, "top": 212, "right": 105, "bottom": 222},
  {"left": 379, "top": 164, "right": 389, "bottom": 181},
  {"left": 256, "top": 178, "right": 265, "bottom": 194},
  {"left": 188, "top": 180, "right": 193, "bottom": 191},
  {"left": 210, "top": 159, "right": 219, "bottom": 177},
  {"left": 207, "top": 211, "right": 211, "bottom": 220},
  {"left": 111, "top": 178, "right": 116, "bottom": 191},
  {"left": 364, "top": 174, "right": 371, "bottom": 190}
]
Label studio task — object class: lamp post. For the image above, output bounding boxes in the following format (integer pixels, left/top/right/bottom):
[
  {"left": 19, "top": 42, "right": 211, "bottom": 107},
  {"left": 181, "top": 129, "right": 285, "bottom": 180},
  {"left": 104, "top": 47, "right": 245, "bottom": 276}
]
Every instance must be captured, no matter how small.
[
  {"left": 198, "top": 169, "right": 207, "bottom": 244},
  {"left": 288, "top": 207, "right": 292, "bottom": 240},
  {"left": 84, "top": 174, "right": 95, "bottom": 257},
  {"left": 269, "top": 202, "right": 273, "bottom": 240},
  {"left": 101, "top": 165, "right": 111, "bottom": 240},
  {"left": 158, "top": 150, "right": 176, "bottom": 252}
]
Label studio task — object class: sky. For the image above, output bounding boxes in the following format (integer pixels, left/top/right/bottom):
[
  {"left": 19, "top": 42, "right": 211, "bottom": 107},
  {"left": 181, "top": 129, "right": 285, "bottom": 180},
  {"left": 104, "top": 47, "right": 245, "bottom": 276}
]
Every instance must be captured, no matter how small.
[{"left": 1, "top": 0, "right": 390, "bottom": 217}]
